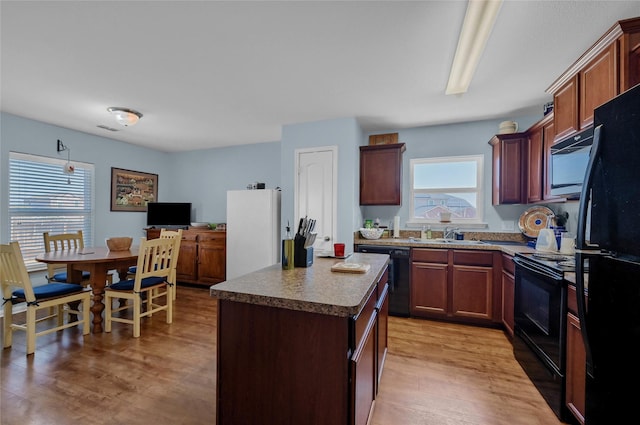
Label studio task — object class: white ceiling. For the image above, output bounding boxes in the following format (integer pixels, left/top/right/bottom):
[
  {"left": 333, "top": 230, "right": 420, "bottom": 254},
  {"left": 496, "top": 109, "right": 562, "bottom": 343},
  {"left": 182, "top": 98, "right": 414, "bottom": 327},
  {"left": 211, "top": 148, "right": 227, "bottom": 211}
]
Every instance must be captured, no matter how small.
[{"left": 1, "top": 1, "right": 639, "bottom": 153}]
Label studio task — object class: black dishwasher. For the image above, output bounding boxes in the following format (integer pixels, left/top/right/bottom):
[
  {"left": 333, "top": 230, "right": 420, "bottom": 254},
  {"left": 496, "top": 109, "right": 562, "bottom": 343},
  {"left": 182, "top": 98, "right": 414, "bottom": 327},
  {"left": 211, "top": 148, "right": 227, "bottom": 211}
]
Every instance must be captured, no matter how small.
[{"left": 356, "top": 245, "right": 410, "bottom": 317}]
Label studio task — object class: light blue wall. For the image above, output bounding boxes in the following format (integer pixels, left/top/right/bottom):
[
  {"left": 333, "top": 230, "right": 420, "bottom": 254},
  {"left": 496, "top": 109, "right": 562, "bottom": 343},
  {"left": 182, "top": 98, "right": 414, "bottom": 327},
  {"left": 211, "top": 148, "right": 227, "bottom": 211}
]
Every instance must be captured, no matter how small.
[
  {"left": 280, "top": 117, "right": 362, "bottom": 248},
  {"left": 170, "top": 142, "right": 281, "bottom": 223},
  {"left": 1, "top": 112, "right": 171, "bottom": 242},
  {"left": 0, "top": 112, "right": 281, "bottom": 244},
  {"left": 361, "top": 114, "right": 545, "bottom": 234},
  {"left": 3, "top": 110, "right": 570, "bottom": 249}
]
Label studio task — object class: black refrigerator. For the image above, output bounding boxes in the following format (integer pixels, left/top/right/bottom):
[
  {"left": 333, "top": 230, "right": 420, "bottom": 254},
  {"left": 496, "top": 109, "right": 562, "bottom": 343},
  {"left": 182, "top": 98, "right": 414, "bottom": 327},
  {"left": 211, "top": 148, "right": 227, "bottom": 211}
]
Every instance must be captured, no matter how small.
[{"left": 575, "top": 83, "right": 640, "bottom": 424}]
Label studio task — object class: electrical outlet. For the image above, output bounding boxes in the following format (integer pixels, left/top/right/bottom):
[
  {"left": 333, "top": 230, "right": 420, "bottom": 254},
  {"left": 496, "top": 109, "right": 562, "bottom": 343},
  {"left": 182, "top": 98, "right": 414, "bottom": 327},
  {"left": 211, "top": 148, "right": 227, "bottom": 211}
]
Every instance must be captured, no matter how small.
[{"left": 501, "top": 220, "right": 515, "bottom": 231}]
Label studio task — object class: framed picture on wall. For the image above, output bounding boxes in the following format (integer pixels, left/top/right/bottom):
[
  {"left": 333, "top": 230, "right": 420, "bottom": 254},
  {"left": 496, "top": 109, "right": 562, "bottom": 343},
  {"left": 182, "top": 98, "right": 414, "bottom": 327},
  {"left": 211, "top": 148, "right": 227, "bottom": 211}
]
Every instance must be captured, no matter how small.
[{"left": 110, "top": 167, "right": 158, "bottom": 212}]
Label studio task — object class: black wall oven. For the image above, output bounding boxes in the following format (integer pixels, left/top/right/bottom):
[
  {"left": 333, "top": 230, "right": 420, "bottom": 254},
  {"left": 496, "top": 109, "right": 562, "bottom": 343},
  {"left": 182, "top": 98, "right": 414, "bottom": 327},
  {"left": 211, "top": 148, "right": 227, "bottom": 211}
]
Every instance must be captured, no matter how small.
[{"left": 513, "top": 253, "right": 569, "bottom": 421}]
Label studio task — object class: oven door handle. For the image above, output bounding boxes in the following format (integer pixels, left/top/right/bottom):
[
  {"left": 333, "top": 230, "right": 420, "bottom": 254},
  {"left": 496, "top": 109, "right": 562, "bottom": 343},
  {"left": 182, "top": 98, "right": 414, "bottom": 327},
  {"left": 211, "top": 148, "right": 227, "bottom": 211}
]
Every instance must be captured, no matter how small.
[{"left": 513, "top": 257, "right": 563, "bottom": 281}]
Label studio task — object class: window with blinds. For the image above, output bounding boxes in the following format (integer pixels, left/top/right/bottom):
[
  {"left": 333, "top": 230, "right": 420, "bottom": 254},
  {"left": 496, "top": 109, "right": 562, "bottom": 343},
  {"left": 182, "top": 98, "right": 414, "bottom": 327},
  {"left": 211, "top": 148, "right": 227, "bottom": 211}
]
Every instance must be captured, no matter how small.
[{"left": 8, "top": 152, "right": 95, "bottom": 271}]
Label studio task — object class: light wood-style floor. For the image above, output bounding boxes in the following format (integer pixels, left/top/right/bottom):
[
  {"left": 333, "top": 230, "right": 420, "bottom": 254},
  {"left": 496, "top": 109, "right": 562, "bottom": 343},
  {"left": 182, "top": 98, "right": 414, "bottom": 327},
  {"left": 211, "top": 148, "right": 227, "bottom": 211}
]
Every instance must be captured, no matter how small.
[{"left": 1, "top": 286, "right": 567, "bottom": 425}]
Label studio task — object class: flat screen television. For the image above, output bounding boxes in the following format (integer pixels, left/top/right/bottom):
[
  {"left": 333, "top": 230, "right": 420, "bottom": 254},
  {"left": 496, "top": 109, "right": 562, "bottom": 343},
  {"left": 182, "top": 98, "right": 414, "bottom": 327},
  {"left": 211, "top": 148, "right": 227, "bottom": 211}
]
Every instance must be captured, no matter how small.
[{"left": 146, "top": 202, "right": 192, "bottom": 227}]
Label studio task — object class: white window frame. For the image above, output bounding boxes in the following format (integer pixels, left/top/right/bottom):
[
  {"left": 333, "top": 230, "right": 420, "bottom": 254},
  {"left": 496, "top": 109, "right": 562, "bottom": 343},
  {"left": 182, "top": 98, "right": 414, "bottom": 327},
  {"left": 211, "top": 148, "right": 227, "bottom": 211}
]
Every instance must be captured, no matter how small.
[
  {"left": 408, "top": 154, "right": 485, "bottom": 227},
  {"left": 8, "top": 152, "right": 95, "bottom": 272}
]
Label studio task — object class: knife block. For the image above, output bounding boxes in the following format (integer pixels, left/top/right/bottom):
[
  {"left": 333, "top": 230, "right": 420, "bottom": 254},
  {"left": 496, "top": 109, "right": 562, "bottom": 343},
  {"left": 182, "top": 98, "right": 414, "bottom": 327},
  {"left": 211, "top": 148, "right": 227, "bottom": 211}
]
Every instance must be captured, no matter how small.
[{"left": 294, "top": 236, "right": 314, "bottom": 267}]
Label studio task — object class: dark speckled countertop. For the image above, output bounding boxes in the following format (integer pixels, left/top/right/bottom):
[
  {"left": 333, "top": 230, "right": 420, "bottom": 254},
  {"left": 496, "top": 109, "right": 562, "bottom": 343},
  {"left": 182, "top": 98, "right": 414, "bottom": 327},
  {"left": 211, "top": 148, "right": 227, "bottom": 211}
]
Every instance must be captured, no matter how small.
[
  {"left": 210, "top": 252, "right": 389, "bottom": 317},
  {"left": 354, "top": 237, "right": 536, "bottom": 256}
]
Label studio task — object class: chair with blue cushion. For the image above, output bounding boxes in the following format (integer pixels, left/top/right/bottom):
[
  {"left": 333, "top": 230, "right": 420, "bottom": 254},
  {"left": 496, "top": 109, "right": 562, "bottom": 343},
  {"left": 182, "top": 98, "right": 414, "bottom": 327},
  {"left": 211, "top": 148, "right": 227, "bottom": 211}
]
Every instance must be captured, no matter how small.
[
  {"left": 158, "top": 228, "right": 182, "bottom": 300},
  {"left": 104, "top": 235, "right": 180, "bottom": 338},
  {"left": 1, "top": 241, "right": 91, "bottom": 355},
  {"left": 126, "top": 228, "right": 182, "bottom": 300},
  {"left": 43, "top": 230, "right": 113, "bottom": 286}
]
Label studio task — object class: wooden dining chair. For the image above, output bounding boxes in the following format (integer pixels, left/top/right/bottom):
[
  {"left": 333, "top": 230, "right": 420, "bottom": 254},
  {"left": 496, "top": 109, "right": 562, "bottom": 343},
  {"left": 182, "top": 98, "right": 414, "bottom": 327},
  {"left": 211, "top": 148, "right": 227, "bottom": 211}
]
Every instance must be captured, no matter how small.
[
  {"left": 1, "top": 241, "right": 91, "bottom": 355},
  {"left": 126, "top": 228, "right": 182, "bottom": 300},
  {"left": 104, "top": 235, "right": 180, "bottom": 338},
  {"left": 159, "top": 228, "right": 182, "bottom": 300},
  {"left": 43, "top": 230, "right": 113, "bottom": 286}
]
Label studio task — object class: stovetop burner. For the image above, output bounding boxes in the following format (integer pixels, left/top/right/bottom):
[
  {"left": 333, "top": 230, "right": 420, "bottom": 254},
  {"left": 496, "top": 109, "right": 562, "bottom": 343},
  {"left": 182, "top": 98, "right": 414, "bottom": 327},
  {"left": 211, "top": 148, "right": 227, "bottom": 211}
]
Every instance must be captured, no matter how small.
[
  {"left": 532, "top": 252, "right": 574, "bottom": 262},
  {"left": 516, "top": 251, "right": 577, "bottom": 273}
]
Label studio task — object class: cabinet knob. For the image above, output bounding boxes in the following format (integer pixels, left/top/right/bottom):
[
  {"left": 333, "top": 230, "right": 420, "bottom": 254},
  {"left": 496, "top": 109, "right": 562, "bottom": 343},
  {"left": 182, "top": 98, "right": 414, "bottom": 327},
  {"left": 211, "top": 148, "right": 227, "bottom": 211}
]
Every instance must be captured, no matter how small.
[{"left": 324, "top": 236, "right": 330, "bottom": 241}]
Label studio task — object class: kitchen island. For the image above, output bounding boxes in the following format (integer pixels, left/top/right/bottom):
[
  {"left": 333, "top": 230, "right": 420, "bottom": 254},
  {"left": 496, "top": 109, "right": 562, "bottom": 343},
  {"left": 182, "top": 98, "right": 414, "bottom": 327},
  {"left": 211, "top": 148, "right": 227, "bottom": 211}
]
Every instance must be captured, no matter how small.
[{"left": 210, "top": 253, "right": 390, "bottom": 425}]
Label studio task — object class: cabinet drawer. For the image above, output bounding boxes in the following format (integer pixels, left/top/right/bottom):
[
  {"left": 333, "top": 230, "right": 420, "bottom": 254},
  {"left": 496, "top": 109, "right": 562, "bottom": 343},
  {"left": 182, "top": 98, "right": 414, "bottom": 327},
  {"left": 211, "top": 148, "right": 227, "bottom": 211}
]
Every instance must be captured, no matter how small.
[
  {"left": 181, "top": 232, "right": 198, "bottom": 242},
  {"left": 502, "top": 254, "right": 515, "bottom": 275},
  {"left": 198, "top": 233, "right": 226, "bottom": 245},
  {"left": 411, "top": 248, "right": 448, "bottom": 263},
  {"left": 350, "top": 290, "right": 376, "bottom": 352},
  {"left": 452, "top": 250, "right": 493, "bottom": 267},
  {"left": 377, "top": 268, "right": 389, "bottom": 298}
]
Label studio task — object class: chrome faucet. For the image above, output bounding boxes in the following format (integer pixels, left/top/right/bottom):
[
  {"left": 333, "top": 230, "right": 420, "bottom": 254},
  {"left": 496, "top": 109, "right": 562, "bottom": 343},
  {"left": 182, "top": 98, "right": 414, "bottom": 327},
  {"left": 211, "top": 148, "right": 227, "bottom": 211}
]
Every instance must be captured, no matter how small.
[{"left": 444, "top": 227, "right": 455, "bottom": 240}]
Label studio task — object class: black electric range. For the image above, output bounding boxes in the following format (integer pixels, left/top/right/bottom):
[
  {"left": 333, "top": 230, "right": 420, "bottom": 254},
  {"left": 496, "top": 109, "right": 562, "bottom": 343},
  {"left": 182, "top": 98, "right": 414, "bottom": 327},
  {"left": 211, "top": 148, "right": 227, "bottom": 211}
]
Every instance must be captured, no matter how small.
[{"left": 514, "top": 251, "right": 577, "bottom": 274}]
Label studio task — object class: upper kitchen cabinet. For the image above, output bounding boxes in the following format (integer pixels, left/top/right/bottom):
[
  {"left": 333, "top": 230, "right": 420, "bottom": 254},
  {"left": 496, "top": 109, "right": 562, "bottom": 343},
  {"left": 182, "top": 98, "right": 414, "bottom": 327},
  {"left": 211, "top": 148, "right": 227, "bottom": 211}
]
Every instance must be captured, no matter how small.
[
  {"left": 548, "top": 17, "right": 640, "bottom": 142},
  {"left": 360, "top": 143, "right": 406, "bottom": 205},
  {"left": 489, "top": 133, "right": 527, "bottom": 205},
  {"left": 525, "top": 113, "right": 559, "bottom": 203}
]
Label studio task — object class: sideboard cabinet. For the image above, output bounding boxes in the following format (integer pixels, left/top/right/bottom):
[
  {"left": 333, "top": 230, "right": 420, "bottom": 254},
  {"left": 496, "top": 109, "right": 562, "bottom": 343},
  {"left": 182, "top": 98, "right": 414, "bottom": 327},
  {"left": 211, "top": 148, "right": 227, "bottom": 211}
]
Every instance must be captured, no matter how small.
[{"left": 145, "top": 227, "right": 226, "bottom": 286}]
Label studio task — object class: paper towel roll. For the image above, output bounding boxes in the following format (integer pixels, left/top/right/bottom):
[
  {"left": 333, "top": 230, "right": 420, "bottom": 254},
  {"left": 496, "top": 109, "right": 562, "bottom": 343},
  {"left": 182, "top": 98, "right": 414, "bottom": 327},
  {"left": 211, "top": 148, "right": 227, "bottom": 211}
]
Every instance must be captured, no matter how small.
[{"left": 393, "top": 216, "right": 400, "bottom": 238}]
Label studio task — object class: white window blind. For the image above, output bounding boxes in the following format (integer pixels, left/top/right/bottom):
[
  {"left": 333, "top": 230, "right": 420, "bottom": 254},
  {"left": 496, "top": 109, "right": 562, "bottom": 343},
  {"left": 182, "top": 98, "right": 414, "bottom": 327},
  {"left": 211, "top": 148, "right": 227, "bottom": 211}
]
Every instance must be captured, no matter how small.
[{"left": 8, "top": 152, "right": 95, "bottom": 271}]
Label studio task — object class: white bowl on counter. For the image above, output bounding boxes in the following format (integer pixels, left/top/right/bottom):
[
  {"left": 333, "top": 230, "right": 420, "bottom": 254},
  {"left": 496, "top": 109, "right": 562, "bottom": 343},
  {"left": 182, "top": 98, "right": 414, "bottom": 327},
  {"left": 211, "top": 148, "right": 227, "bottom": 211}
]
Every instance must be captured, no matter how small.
[{"left": 359, "top": 228, "right": 385, "bottom": 240}]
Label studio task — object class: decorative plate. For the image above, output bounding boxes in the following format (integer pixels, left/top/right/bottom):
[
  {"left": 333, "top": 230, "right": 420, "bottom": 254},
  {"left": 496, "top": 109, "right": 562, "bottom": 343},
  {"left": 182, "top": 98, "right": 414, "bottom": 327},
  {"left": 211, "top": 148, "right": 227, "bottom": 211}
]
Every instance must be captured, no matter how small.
[{"left": 518, "top": 206, "right": 555, "bottom": 238}]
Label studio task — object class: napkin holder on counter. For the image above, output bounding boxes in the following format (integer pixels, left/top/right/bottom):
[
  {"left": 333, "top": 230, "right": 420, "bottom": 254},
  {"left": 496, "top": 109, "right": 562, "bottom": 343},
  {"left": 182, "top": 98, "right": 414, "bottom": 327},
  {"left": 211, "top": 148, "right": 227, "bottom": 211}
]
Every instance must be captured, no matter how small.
[{"left": 294, "top": 234, "right": 314, "bottom": 267}]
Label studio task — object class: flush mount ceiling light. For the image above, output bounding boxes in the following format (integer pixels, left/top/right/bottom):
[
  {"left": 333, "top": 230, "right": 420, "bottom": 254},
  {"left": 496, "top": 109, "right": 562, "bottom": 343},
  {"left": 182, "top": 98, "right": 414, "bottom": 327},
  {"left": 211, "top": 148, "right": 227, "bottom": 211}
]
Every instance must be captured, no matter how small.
[
  {"left": 445, "top": 0, "right": 503, "bottom": 95},
  {"left": 107, "top": 107, "right": 143, "bottom": 127}
]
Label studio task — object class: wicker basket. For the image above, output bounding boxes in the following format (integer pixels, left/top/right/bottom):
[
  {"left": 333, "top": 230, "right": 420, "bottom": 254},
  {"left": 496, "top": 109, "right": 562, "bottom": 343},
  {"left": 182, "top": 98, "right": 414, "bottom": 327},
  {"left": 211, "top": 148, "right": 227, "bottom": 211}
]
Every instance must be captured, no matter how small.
[{"left": 106, "top": 237, "right": 133, "bottom": 251}]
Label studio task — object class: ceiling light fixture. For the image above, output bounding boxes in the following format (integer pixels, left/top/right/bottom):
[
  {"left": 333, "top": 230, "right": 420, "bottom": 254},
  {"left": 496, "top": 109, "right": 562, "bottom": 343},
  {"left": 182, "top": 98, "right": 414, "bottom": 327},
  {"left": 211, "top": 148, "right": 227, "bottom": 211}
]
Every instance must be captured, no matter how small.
[
  {"left": 107, "top": 107, "right": 143, "bottom": 127},
  {"left": 445, "top": 0, "right": 503, "bottom": 95}
]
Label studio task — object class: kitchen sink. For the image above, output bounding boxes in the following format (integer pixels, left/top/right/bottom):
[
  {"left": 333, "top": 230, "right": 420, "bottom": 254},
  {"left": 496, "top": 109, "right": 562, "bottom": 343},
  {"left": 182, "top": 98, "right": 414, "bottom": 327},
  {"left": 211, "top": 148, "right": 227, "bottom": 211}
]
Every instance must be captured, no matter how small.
[{"left": 409, "top": 238, "right": 485, "bottom": 245}]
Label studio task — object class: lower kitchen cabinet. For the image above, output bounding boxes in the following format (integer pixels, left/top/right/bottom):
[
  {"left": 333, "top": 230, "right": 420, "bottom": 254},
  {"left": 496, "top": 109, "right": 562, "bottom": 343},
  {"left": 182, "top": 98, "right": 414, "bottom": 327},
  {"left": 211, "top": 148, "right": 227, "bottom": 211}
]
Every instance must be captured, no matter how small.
[
  {"left": 215, "top": 264, "right": 389, "bottom": 425},
  {"left": 566, "top": 284, "right": 586, "bottom": 424},
  {"left": 501, "top": 253, "right": 515, "bottom": 337},
  {"left": 411, "top": 248, "right": 496, "bottom": 325},
  {"left": 376, "top": 282, "right": 389, "bottom": 390},
  {"left": 350, "top": 290, "right": 377, "bottom": 425},
  {"left": 411, "top": 248, "right": 448, "bottom": 316},
  {"left": 145, "top": 228, "right": 226, "bottom": 286}
]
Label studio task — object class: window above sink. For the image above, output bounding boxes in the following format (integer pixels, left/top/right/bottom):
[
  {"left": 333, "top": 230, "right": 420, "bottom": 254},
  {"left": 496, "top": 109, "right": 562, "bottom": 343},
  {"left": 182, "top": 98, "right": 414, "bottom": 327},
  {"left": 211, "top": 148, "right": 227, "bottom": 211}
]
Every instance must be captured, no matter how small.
[{"left": 409, "top": 155, "right": 485, "bottom": 226}]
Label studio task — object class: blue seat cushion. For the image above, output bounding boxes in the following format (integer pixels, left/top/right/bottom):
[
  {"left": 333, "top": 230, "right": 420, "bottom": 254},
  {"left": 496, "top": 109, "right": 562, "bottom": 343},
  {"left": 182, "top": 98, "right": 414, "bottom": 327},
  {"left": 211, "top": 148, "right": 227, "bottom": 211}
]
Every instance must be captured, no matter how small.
[
  {"left": 13, "top": 282, "right": 85, "bottom": 300},
  {"left": 128, "top": 266, "right": 137, "bottom": 273},
  {"left": 108, "top": 276, "right": 165, "bottom": 291},
  {"left": 52, "top": 271, "right": 91, "bottom": 282}
]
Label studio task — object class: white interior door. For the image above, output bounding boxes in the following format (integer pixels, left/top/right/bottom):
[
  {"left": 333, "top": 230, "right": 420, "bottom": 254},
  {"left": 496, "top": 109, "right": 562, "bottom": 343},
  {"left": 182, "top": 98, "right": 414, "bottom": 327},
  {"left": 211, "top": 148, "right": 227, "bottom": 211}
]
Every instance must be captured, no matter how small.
[{"left": 295, "top": 147, "right": 337, "bottom": 253}]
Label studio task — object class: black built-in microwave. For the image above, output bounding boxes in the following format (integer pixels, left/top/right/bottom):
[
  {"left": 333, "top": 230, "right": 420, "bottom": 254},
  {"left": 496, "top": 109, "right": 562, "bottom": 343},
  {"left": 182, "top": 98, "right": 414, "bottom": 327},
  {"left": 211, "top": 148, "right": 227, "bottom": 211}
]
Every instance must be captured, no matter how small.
[{"left": 550, "top": 127, "right": 594, "bottom": 199}]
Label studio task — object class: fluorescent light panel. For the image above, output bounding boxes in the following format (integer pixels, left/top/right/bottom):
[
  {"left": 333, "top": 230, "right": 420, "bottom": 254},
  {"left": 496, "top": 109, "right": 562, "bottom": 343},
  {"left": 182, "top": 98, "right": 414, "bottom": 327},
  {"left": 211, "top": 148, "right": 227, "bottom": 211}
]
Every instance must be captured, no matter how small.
[{"left": 446, "top": 0, "right": 503, "bottom": 95}]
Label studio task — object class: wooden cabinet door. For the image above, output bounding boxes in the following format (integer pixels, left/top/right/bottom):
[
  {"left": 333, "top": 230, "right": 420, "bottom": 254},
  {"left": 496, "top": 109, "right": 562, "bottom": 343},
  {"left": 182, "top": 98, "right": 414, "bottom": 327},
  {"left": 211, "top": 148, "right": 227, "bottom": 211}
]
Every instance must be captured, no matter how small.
[
  {"left": 197, "top": 233, "right": 226, "bottom": 284},
  {"left": 527, "top": 125, "right": 543, "bottom": 203},
  {"left": 176, "top": 237, "right": 197, "bottom": 282},
  {"left": 376, "top": 283, "right": 389, "bottom": 391},
  {"left": 359, "top": 143, "right": 405, "bottom": 205},
  {"left": 410, "top": 261, "right": 448, "bottom": 317},
  {"left": 350, "top": 311, "right": 377, "bottom": 425},
  {"left": 501, "top": 254, "right": 515, "bottom": 337},
  {"left": 489, "top": 134, "right": 526, "bottom": 205},
  {"left": 451, "top": 265, "right": 493, "bottom": 320},
  {"left": 554, "top": 75, "right": 579, "bottom": 142},
  {"left": 542, "top": 117, "right": 560, "bottom": 201},
  {"left": 580, "top": 44, "right": 618, "bottom": 130},
  {"left": 566, "top": 312, "right": 586, "bottom": 425}
]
